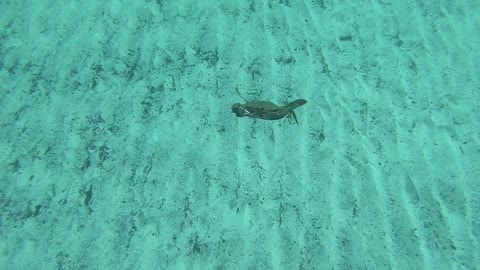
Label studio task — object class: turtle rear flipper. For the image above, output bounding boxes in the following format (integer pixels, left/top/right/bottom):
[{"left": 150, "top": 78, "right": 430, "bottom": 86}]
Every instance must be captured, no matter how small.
[
  {"left": 290, "top": 110, "right": 300, "bottom": 125},
  {"left": 287, "top": 99, "right": 306, "bottom": 125},
  {"left": 287, "top": 99, "right": 307, "bottom": 109}
]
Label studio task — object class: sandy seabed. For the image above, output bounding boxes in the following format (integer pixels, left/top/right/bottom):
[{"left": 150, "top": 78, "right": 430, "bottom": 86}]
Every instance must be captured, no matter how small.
[{"left": 1, "top": 1, "right": 479, "bottom": 269}]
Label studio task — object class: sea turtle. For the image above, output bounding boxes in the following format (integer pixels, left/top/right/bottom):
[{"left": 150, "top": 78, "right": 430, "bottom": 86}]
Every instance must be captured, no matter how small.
[{"left": 231, "top": 86, "right": 307, "bottom": 125}]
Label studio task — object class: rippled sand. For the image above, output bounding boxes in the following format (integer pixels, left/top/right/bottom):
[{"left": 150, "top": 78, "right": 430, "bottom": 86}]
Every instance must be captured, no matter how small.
[{"left": 1, "top": 1, "right": 479, "bottom": 269}]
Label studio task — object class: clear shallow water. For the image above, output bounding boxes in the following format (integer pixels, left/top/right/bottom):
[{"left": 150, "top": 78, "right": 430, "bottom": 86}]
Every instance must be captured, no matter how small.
[{"left": 1, "top": 1, "right": 479, "bottom": 269}]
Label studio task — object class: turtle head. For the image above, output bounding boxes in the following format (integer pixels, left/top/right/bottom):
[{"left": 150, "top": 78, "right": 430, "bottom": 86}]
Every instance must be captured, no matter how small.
[{"left": 232, "top": 103, "right": 250, "bottom": 117}]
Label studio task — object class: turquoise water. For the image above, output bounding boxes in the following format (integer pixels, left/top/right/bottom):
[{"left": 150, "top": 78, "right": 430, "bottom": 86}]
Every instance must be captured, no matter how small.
[{"left": 1, "top": 1, "right": 479, "bottom": 269}]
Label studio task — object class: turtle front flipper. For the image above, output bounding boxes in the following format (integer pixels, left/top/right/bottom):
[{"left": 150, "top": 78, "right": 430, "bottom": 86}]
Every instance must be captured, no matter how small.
[{"left": 235, "top": 85, "right": 248, "bottom": 102}]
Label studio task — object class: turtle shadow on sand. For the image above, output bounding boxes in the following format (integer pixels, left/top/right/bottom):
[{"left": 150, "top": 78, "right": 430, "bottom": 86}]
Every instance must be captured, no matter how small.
[{"left": 231, "top": 86, "right": 307, "bottom": 125}]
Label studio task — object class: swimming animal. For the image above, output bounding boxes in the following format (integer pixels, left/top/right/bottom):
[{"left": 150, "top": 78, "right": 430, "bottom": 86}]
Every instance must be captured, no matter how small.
[{"left": 231, "top": 86, "right": 307, "bottom": 125}]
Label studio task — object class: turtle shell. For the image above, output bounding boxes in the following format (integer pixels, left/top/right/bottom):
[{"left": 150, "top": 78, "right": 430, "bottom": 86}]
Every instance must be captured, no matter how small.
[{"left": 232, "top": 101, "right": 287, "bottom": 120}]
